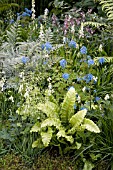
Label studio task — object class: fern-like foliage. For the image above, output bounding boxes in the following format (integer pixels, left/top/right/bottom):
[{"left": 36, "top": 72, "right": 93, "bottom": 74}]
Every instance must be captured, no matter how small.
[
  {"left": 29, "top": 87, "right": 100, "bottom": 151},
  {"left": 100, "top": 0, "right": 113, "bottom": 20}
]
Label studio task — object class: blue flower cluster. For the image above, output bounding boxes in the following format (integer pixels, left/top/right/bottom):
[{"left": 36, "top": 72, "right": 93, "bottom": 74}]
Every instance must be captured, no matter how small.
[
  {"left": 80, "top": 46, "right": 87, "bottom": 54},
  {"left": 42, "top": 42, "right": 52, "bottom": 51},
  {"left": 10, "top": 19, "right": 14, "bottom": 24},
  {"left": 69, "top": 40, "right": 76, "bottom": 48},
  {"left": 98, "top": 57, "right": 105, "bottom": 64},
  {"left": 62, "top": 73, "right": 69, "bottom": 80},
  {"left": 17, "top": 8, "right": 32, "bottom": 19},
  {"left": 21, "top": 56, "right": 29, "bottom": 64},
  {"left": 83, "top": 73, "right": 93, "bottom": 83},
  {"left": 60, "top": 59, "right": 67, "bottom": 68},
  {"left": 88, "top": 59, "right": 94, "bottom": 66}
]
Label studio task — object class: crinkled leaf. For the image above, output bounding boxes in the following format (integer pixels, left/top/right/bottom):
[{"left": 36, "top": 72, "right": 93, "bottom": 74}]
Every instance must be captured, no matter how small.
[
  {"left": 32, "top": 138, "right": 43, "bottom": 148},
  {"left": 41, "top": 118, "right": 62, "bottom": 129},
  {"left": 60, "top": 87, "right": 76, "bottom": 123},
  {"left": 30, "top": 122, "right": 41, "bottom": 133},
  {"left": 57, "top": 129, "right": 74, "bottom": 144},
  {"left": 41, "top": 127, "right": 53, "bottom": 147},
  {"left": 69, "top": 109, "right": 87, "bottom": 127},
  {"left": 83, "top": 118, "right": 100, "bottom": 133},
  {"left": 38, "top": 101, "right": 58, "bottom": 118}
]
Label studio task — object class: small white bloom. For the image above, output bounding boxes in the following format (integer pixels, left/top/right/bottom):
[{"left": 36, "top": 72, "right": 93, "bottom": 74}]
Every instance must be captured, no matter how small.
[
  {"left": 44, "top": 8, "right": 49, "bottom": 16},
  {"left": 82, "top": 86, "right": 86, "bottom": 92},
  {"left": 104, "top": 94, "right": 109, "bottom": 100},
  {"left": 71, "top": 25, "right": 75, "bottom": 34},
  {"left": 93, "top": 76, "right": 98, "bottom": 82},
  {"left": 47, "top": 77, "right": 51, "bottom": 82},
  {"left": 48, "top": 83, "right": 52, "bottom": 90},
  {"left": 24, "top": 90, "right": 29, "bottom": 98},
  {"left": 77, "top": 95, "right": 81, "bottom": 103},
  {"left": 99, "top": 44, "right": 103, "bottom": 52},
  {"left": 9, "top": 95, "right": 14, "bottom": 102},
  {"left": 18, "top": 84, "right": 23, "bottom": 93}
]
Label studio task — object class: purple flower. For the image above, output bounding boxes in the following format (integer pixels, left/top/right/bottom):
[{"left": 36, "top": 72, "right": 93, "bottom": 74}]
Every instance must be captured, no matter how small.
[
  {"left": 21, "top": 56, "right": 29, "bottom": 64},
  {"left": 98, "top": 57, "right": 105, "bottom": 64},
  {"left": 41, "top": 42, "right": 52, "bottom": 51},
  {"left": 88, "top": 59, "right": 94, "bottom": 66},
  {"left": 80, "top": 46, "right": 87, "bottom": 54},
  {"left": 62, "top": 73, "right": 69, "bottom": 80},
  {"left": 69, "top": 40, "right": 76, "bottom": 48},
  {"left": 60, "top": 59, "right": 67, "bottom": 68}
]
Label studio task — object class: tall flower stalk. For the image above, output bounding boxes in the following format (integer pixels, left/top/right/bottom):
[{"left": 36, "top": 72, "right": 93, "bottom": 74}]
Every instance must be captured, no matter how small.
[{"left": 31, "top": 0, "right": 35, "bottom": 20}]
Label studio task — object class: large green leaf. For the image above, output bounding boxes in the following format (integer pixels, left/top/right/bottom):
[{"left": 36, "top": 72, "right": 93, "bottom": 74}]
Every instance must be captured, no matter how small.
[
  {"left": 41, "top": 127, "right": 53, "bottom": 147},
  {"left": 69, "top": 109, "right": 87, "bottom": 127},
  {"left": 37, "top": 101, "right": 58, "bottom": 118},
  {"left": 32, "top": 138, "right": 43, "bottom": 148},
  {"left": 60, "top": 87, "right": 76, "bottom": 124},
  {"left": 82, "top": 118, "right": 100, "bottom": 133},
  {"left": 30, "top": 122, "right": 41, "bottom": 133},
  {"left": 41, "top": 118, "right": 62, "bottom": 129},
  {"left": 57, "top": 129, "right": 74, "bottom": 144}
]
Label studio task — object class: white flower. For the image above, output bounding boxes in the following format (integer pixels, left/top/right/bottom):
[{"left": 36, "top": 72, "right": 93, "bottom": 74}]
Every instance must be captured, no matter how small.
[
  {"left": 99, "top": 44, "right": 103, "bottom": 52},
  {"left": 18, "top": 84, "right": 23, "bottom": 93},
  {"left": 47, "top": 77, "right": 51, "bottom": 82},
  {"left": 71, "top": 25, "right": 75, "bottom": 33},
  {"left": 48, "top": 83, "right": 52, "bottom": 90},
  {"left": 82, "top": 86, "right": 86, "bottom": 92},
  {"left": 9, "top": 96, "right": 14, "bottom": 102},
  {"left": 77, "top": 95, "right": 81, "bottom": 103},
  {"left": 104, "top": 94, "right": 109, "bottom": 100},
  {"left": 93, "top": 76, "right": 98, "bottom": 82},
  {"left": 44, "top": 8, "right": 49, "bottom": 16}
]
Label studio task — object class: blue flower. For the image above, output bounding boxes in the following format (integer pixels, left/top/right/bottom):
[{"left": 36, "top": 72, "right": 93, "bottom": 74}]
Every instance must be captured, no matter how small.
[
  {"left": 41, "top": 42, "right": 52, "bottom": 51},
  {"left": 98, "top": 57, "right": 105, "bottom": 64},
  {"left": 21, "top": 12, "right": 30, "bottom": 17},
  {"left": 95, "top": 96, "right": 100, "bottom": 102},
  {"left": 62, "top": 73, "right": 69, "bottom": 80},
  {"left": 69, "top": 40, "right": 76, "bottom": 48},
  {"left": 80, "top": 46, "right": 87, "bottom": 54},
  {"left": 88, "top": 59, "right": 94, "bottom": 66},
  {"left": 94, "top": 90, "right": 97, "bottom": 93},
  {"left": 21, "top": 56, "right": 29, "bottom": 64},
  {"left": 83, "top": 73, "right": 93, "bottom": 83},
  {"left": 10, "top": 19, "right": 14, "bottom": 24},
  {"left": 60, "top": 59, "right": 67, "bottom": 68},
  {"left": 77, "top": 77, "right": 82, "bottom": 82},
  {"left": 25, "top": 8, "right": 32, "bottom": 15}
]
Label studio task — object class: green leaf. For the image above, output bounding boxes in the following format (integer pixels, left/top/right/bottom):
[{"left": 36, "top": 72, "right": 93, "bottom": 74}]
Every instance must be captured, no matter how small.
[
  {"left": 32, "top": 138, "right": 43, "bottom": 148},
  {"left": 69, "top": 109, "right": 87, "bottom": 127},
  {"left": 38, "top": 101, "right": 58, "bottom": 118},
  {"left": 41, "top": 118, "right": 61, "bottom": 129},
  {"left": 82, "top": 118, "right": 100, "bottom": 133},
  {"left": 57, "top": 129, "right": 74, "bottom": 144},
  {"left": 41, "top": 127, "right": 53, "bottom": 147},
  {"left": 30, "top": 122, "right": 41, "bottom": 133},
  {"left": 60, "top": 87, "right": 76, "bottom": 123}
]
